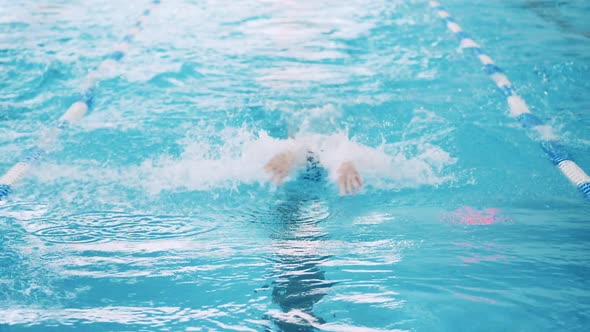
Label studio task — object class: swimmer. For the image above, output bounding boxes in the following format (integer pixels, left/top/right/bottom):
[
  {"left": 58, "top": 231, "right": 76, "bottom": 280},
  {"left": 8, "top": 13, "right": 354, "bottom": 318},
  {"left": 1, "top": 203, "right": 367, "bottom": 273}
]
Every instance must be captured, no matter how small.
[
  {"left": 263, "top": 104, "right": 367, "bottom": 195},
  {"left": 264, "top": 147, "right": 363, "bottom": 196}
]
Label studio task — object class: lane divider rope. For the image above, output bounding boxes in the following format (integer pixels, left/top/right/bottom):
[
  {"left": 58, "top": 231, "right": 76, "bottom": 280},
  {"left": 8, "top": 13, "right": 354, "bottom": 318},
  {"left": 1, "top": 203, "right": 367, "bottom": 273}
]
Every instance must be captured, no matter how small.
[
  {"left": 429, "top": 1, "right": 590, "bottom": 200},
  {"left": 0, "top": 0, "right": 161, "bottom": 200}
]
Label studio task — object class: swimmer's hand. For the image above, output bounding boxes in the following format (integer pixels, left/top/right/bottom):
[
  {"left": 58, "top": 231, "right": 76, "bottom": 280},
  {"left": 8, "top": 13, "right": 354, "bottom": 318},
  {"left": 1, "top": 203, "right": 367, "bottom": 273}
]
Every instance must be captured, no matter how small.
[
  {"left": 337, "top": 161, "right": 363, "bottom": 196},
  {"left": 264, "top": 150, "right": 296, "bottom": 185}
]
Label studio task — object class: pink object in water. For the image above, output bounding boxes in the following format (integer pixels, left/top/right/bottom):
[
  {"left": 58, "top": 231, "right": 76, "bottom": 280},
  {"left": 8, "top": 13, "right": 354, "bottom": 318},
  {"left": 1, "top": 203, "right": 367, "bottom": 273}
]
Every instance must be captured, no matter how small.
[
  {"left": 453, "top": 292, "right": 497, "bottom": 304},
  {"left": 458, "top": 254, "right": 507, "bottom": 264},
  {"left": 442, "top": 206, "right": 510, "bottom": 225}
]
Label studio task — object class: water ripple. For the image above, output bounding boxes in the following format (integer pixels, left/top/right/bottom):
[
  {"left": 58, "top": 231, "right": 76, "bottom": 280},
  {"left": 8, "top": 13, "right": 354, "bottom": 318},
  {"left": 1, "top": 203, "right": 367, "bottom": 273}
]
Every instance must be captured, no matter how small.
[
  {"left": 30, "top": 211, "right": 217, "bottom": 244},
  {"left": 32, "top": 225, "right": 102, "bottom": 244},
  {"left": 0, "top": 306, "right": 224, "bottom": 326}
]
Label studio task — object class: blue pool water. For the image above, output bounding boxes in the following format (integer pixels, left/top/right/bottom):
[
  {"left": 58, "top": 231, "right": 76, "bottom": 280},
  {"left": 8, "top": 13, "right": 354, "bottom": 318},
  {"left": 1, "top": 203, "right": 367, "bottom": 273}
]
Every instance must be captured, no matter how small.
[{"left": 1, "top": 0, "right": 590, "bottom": 331}]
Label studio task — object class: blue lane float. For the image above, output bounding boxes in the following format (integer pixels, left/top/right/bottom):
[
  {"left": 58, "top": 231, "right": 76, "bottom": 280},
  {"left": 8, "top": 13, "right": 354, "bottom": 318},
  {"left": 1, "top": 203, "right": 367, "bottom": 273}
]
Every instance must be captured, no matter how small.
[
  {"left": 0, "top": 0, "right": 161, "bottom": 200},
  {"left": 429, "top": 1, "right": 590, "bottom": 201}
]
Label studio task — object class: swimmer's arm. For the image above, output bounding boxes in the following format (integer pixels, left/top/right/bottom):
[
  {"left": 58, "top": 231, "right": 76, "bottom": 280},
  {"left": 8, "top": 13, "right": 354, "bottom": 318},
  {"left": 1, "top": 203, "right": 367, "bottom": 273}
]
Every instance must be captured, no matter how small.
[
  {"left": 337, "top": 161, "right": 363, "bottom": 196},
  {"left": 264, "top": 149, "right": 306, "bottom": 185},
  {"left": 315, "top": 135, "right": 364, "bottom": 195}
]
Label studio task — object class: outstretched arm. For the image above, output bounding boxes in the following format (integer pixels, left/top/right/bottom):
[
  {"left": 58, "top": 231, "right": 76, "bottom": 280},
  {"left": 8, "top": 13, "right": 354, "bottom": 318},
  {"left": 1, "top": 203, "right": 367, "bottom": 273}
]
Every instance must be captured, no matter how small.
[
  {"left": 337, "top": 161, "right": 363, "bottom": 196},
  {"left": 264, "top": 150, "right": 299, "bottom": 186}
]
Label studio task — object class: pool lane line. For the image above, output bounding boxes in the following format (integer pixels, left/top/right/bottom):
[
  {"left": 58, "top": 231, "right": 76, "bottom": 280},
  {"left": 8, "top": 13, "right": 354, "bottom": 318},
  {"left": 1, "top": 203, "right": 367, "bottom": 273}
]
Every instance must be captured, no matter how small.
[
  {"left": 0, "top": 0, "right": 161, "bottom": 200},
  {"left": 428, "top": 1, "right": 590, "bottom": 201}
]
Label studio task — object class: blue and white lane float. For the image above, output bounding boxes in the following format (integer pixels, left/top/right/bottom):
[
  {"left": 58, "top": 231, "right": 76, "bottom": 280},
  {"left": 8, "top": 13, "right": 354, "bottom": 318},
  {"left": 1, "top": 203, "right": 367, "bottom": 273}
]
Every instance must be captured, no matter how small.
[
  {"left": 0, "top": 0, "right": 161, "bottom": 200},
  {"left": 429, "top": 1, "right": 590, "bottom": 200}
]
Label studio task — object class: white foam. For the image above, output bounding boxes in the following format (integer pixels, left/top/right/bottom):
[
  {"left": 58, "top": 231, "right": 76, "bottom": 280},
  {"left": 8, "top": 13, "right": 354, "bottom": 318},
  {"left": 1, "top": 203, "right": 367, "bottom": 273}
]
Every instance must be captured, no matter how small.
[
  {"left": 294, "top": 104, "right": 342, "bottom": 135},
  {"left": 133, "top": 126, "right": 456, "bottom": 194},
  {"left": 135, "top": 128, "right": 289, "bottom": 194},
  {"left": 0, "top": 202, "right": 48, "bottom": 220}
]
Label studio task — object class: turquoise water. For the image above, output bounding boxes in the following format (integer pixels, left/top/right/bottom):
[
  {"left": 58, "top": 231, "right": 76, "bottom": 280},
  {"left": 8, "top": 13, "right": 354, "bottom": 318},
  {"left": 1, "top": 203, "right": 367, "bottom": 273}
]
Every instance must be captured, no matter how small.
[{"left": 1, "top": 0, "right": 590, "bottom": 331}]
